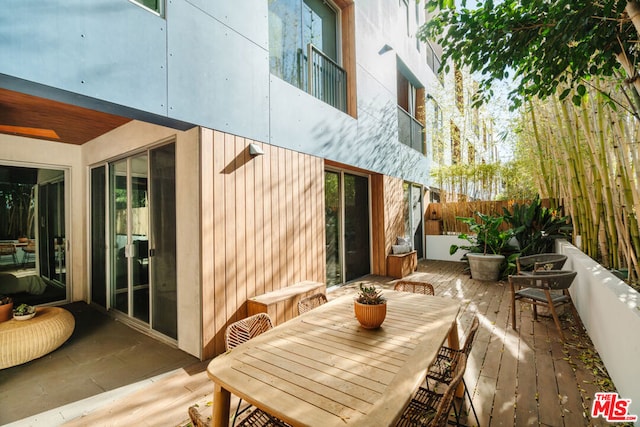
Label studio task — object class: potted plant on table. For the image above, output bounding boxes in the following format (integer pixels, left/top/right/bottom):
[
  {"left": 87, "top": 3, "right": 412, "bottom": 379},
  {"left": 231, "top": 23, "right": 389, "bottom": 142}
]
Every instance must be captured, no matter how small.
[
  {"left": 13, "top": 303, "right": 36, "bottom": 320},
  {"left": 354, "top": 283, "right": 387, "bottom": 329},
  {"left": 0, "top": 295, "right": 14, "bottom": 322},
  {"left": 450, "top": 212, "right": 521, "bottom": 281}
]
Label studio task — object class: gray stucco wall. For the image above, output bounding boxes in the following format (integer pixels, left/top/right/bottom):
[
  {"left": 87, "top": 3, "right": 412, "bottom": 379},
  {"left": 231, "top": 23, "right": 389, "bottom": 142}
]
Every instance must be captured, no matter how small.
[{"left": 1, "top": 0, "right": 433, "bottom": 186}]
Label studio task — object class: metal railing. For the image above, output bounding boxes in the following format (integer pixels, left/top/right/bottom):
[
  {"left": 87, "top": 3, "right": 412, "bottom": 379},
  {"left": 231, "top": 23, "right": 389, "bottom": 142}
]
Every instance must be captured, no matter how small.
[
  {"left": 397, "top": 107, "right": 425, "bottom": 154},
  {"left": 304, "top": 44, "right": 347, "bottom": 113}
]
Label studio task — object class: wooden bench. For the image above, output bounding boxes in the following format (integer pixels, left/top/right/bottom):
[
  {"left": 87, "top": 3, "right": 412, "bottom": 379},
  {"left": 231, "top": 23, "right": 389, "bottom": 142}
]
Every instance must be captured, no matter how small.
[
  {"left": 247, "top": 281, "right": 326, "bottom": 325},
  {"left": 387, "top": 250, "right": 418, "bottom": 279}
]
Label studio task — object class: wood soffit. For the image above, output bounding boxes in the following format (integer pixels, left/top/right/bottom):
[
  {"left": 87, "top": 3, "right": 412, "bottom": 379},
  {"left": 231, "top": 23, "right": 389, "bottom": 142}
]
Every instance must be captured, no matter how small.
[{"left": 0, "top": 88, "right": 131, "bottom": 145}]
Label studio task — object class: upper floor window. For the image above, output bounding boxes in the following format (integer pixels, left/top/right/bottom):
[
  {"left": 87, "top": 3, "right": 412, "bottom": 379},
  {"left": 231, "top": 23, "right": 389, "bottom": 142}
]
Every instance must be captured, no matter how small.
[
  {"left": 269, "top": 0, "right": 347, "bottom": 112},
  {"left": 430, "top": 99, "right": 444, "bottom": 163},
  {"left": 397, "top": 71, "right": 425, "bottom": 154},
  {"left": 425, "top": 43, "right": 443, "bottom": 84},
  {"left": 401, "top": 0, "right": 410, "bottom": 36},
  {"left": 130, "top": 0, "right": 163, "bottom": 15}
]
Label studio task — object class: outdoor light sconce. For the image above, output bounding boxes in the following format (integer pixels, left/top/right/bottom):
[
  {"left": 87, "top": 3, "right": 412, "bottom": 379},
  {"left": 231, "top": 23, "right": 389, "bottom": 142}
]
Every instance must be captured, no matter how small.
[{"left": 249, "top": 143, "right": 264, "bottom": 156}]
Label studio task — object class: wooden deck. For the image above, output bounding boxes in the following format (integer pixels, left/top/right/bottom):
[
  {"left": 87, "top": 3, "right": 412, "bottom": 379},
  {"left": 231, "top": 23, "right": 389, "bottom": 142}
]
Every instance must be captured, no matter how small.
[{"left": 64, "top": 260, "right": 618, "bottom": 426}]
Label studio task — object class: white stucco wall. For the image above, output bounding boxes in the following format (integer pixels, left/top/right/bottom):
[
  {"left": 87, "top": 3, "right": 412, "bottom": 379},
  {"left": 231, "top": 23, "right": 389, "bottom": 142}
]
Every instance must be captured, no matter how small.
[
  {"left": 426, "top": 235, "right": 469, "bottom": 262},
  {"left": 557, "top": 240, "right": 640, "bottom": 423}
]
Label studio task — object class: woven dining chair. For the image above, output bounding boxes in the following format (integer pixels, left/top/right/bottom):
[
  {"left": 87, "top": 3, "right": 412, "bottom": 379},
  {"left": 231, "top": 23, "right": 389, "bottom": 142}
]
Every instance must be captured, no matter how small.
[
  {"left": 236, "top": 408, "right": 290, "bottom": 427},
  {"left": 393, "top": 280, "right": 435, "bottom": 296},
  {"left": 297, "top": 293, "right": 328, "bottom": 315},
  {"left": 223, "top": 313, "right": 289, "bottom": 427},
  {"left": 426, "top": 316, "right": 480, "bottom": 426},
  {"left": 396, "top": 354, "right": 468, "bottom": 427},
  {"left": 225, "top": 312, "right": 274, "bottom": 351}
]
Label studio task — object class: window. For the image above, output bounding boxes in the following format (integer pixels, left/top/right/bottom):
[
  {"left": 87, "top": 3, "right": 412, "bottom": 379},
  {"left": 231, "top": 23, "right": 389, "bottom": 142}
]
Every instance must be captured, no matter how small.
[
  {"left": 430, "top": 100, "right": 444, "bottom": 163},
  {"left": 401, "top": 0, "right": 410, "bottom": 37},
  {"left": 415, "top": 1, "right": 421, "bottom": 51},
  {"left": 269, "top": 0, "right": 347, "bottom": 112},
  {"left": 397, "top": 71, "right": 425, "bottom": 153},
  {"left": 130, "top": 0, "right": 163, "bottom": 15},
  {"left": 425, "top": 43, "right": 443, "bottom": 83}
]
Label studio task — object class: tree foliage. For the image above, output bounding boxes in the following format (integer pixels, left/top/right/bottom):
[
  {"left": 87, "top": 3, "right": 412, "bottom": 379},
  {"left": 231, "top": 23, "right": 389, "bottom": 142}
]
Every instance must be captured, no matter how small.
[{"left": 420, "top": 0, "right": 639, "bottom": 112}]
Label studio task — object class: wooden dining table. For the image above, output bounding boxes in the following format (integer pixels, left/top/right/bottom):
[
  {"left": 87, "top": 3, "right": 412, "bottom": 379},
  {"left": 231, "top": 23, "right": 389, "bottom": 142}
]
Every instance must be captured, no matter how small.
[{"left": 206, "top": 289, "right": 461, "bottom": 427}]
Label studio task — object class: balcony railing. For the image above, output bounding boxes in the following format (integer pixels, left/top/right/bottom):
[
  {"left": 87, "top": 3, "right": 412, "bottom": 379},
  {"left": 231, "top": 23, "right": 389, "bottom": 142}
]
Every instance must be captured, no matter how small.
[
  {"left": 397, "top": 107, "right": 425, "bottom": 154},
  {"left": 300, "top": 44, "right": 347, "bottom": 113}
]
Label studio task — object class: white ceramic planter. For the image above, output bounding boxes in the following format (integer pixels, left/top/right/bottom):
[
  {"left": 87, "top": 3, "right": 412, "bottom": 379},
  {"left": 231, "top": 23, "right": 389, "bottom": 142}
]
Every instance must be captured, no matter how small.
[{"left": 466, "top": 253, "right": 505, "bottom": 281}]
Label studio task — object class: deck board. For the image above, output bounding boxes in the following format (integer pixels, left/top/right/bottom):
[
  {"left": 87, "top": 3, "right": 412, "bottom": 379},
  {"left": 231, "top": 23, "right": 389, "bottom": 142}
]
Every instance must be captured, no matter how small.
[{"left": 61, "top": 260, "right": 623, "bottom": 427}]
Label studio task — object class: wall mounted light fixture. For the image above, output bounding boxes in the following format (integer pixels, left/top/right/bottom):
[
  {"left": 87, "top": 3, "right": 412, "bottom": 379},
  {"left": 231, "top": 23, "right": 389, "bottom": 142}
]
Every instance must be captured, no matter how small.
[{"left": 249, "top": 143, "right": 264, "bottom": 156}]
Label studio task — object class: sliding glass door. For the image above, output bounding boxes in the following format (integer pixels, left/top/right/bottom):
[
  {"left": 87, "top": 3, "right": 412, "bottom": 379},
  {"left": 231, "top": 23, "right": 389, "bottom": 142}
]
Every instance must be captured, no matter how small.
[
  {"left": 149, "top": 143, "right": 177, "bottom": 339},
  {"left": 110, "top": 155, "right": 149, "bottom": 322},
  {"left": 404, "top": 183, "right": 424, "bottom": 258},
  {"left": 91, "top": 142, "right": 177, "bottom": 340},
  {"left": 325, "top": 170, "right": 371, "bottom": 286}
]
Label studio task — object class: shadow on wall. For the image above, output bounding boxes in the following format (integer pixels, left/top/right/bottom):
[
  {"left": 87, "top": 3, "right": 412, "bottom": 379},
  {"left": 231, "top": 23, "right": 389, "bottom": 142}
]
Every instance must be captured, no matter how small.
[{"left": 313, "top": 98, "right": 427, "bottom": 182}]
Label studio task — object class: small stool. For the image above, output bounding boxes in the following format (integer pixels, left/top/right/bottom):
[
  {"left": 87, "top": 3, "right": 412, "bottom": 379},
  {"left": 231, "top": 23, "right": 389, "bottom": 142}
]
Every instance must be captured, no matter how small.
[{"left": 0, "top": 307, "right": 75, "bottom": 369}]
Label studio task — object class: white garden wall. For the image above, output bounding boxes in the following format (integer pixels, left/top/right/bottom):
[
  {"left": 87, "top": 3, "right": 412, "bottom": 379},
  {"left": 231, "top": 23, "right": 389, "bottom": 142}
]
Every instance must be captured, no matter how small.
[
  {"left": 556, "top": 239, "right": 640, "bottom": 422},
  {"left": 425, "top": 235, "right": 469, "bottom": 262}
]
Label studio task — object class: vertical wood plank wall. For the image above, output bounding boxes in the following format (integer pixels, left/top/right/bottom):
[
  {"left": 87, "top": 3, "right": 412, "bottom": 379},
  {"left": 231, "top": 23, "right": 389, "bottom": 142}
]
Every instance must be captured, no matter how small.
[
  {"left": 371, "top": 174, "right": 406, "bottom": 276},
  {"left": 201, "top": 130, "right": 325, "bottom": 358}
]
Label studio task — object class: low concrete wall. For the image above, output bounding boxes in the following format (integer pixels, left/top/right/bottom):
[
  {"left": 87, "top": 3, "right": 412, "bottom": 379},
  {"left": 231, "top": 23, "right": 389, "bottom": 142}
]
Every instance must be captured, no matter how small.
[
  {"left": 557, "top": 239, "right": 640, "bottom": 422},
  {"left": 425, "top": 235, "right": 469, "bottom": 262}
]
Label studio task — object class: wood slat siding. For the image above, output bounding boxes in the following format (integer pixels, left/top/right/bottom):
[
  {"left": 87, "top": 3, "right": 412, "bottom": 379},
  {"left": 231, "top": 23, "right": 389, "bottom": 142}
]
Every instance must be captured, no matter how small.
[
  {"left": 371, "top": 174, "right": 406, "bottom": 276},
  {"left": 370, "top": 174, "right": 385, "bottom": 275},
  {"left": 201, "top": 130, "right": 325, "bottom": 358}
]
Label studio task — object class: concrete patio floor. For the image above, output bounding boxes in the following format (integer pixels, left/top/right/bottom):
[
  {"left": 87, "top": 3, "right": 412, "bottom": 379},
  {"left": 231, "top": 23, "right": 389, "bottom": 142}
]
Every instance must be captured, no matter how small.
[{"left": 1, "top": 260, "right": 621, "bottom": 426}]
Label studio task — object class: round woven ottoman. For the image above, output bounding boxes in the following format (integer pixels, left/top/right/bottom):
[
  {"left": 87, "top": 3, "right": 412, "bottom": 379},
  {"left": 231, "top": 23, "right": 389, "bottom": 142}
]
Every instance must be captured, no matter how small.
[{"left": 0, "top": 307, "right": 75, "bottom": 369}]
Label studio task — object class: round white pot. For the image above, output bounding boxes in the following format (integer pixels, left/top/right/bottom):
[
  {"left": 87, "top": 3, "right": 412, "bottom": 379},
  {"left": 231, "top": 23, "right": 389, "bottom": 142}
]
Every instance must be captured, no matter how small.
[{"left": 467, "top": 253, "right": 505, "bottom": 281}]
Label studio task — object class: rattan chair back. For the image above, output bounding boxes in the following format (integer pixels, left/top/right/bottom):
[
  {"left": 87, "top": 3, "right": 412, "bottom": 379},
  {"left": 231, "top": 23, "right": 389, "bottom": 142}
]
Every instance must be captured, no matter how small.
[
  {"left": 396, "top": 354, "right": 468, "bottom": 427},
  {"left": 431, "top": 353, "right": 467, "bottom": 427},
  {"left": 297, "top": 293, "right": 328, "bottom": 315},
  {"left": 393, "top": 280, "right": 435, "bottom": 296},
  {"left": 461, "top": 316, "right": 480, "bottom": 356},
  {"left": 225, "top": 313, "right": 274, "bottom": 351},
  {"left": 516, "top": 254, "right": 567, "bottom": 274}
]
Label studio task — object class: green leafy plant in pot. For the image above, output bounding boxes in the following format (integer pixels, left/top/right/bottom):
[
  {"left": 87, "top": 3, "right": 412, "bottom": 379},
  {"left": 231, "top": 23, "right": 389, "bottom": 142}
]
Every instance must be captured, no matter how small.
[
  {"left": 450, "top": 212, "right": 521, "bottom": 281},
  {"left": 353, "top": 283, "right": 387, "bottom": 329}
]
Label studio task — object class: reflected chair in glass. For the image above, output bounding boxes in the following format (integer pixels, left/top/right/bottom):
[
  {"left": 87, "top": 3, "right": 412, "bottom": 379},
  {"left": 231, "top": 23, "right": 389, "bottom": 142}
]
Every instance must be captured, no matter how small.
[
  {"left": 21, "top": 240, "right": 36, "bottom": 266},
  {"left": 509, "top": 270, "right": 577, "bottom": 341},
  {"left": 0, "top": 243, "right": 17, "bottom": 266},
  {"left": 297, "top": 293, "right": 328, "bottom": 315}
]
